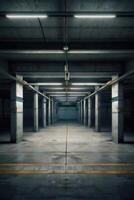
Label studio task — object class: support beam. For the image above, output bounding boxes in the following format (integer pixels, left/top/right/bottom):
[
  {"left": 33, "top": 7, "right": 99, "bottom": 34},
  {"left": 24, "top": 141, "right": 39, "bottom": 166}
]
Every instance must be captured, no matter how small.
[
  {"left": 33, "top": 86, "right": 39, "bottom": 132},
  {"left": 95, "top": 86, "right": 101, "bottom": 132},
  {"left": 112, "top": 76, "right": 124, "bottom": 143},
  {"left": 84, "top": 67, "right": 134, "bottom": 101},
  {"left": 11, "top": 75, "right": 23, "bottom": 143},
  {"left": 0, "top": 68, "right": 51, "bottom": 100}
]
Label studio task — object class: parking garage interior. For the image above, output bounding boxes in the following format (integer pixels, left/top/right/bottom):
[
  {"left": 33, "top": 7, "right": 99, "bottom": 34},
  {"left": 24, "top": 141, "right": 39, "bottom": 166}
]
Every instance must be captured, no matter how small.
[{"left": 0, "top": 1, "right": 134, "bottom": 199}]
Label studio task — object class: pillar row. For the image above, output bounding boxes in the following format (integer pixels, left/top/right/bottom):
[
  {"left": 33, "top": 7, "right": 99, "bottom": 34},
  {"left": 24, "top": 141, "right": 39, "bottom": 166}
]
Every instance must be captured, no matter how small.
[{"left": 11, "top": 75, "right": 23, "bottom": 143}]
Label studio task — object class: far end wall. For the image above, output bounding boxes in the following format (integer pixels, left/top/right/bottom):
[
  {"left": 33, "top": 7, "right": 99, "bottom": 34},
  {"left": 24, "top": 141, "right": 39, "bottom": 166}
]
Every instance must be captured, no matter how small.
[{"left": 57, "top": 104, "right": 77, "bottom": 122}]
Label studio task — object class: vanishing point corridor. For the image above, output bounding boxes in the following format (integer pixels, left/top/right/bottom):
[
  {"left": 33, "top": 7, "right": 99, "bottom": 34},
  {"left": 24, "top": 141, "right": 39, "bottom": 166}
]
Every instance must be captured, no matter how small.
[{"left": 0, "top": 0, "right": 134, "bottom": 199}]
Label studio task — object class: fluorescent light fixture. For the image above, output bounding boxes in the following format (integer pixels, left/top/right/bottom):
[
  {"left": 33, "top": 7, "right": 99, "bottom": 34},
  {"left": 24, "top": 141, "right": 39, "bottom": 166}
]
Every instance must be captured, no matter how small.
[
  {"left": 50, "top": 94, "right": 85, "bottom": 97},
  {"left": 71, "top": 83, "right": 104, "bottom": 86},
  {"left": 0, "top": 49, "right": 133, "bottom": 54},
  {"left": 30, "top": 83, "right": 62, "bottom": 86},
  {"left": 70, "top": 87, "right": 89, "bottom": 90},
  {"left": 74, "top": 14, "right": 116, "bottom": 19},
  {"left": 46, "top": 88, "right": 64, "bottom": 90},
  {"left": 0, "top": 50, "right": 64, "bottom": 54},
  {"left": 6, "top": 14, "right": 48, "bottom": 19},
  {"left": 68, "top": 50, "right": 124, "bottom": 54},
  {"left": 47, "top": 92, "right": 88, "bottom": 94}
]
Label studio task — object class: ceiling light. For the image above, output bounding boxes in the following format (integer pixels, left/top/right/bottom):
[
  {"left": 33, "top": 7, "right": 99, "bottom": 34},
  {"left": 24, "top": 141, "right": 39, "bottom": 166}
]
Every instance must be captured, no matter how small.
[
  {"left": 63, "top": 46, "right": 69, "bottom": 51},
  {"left": 71, "top": 83, "right": 104, "bottom": 86},
  {"left": 6, "top": 14, "right": 48, "bottom": 19},
  {"left": 50, "top": 94, "right": 85, "bottom": 97},
  {"left": 68, "top": 50, "right": 122, "bottom": 54},
  {"left": 30, "top": 83, "right": 62, "bottom": 86},
  {"left": 74, "top": 14, "right": 116, "bottom": 19},
  {"left": 0, "top": 50, "right": 64, "bottom": 54},
  {"left": 69, "top": 88, "right": 89, "bottom": 90},
  {"left": 47, "top": 92, "right": 88, "bottom": 94},
  {"left": 46, "top": 88, "right": 64, "bottom": 90}
]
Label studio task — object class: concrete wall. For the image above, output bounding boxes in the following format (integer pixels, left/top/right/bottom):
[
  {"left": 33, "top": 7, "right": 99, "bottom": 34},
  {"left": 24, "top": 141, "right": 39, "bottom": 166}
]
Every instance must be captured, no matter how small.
[
  {"left": 57, "top": 105, "right": 77, "bottom": 121},
  {"left": 100, "top": 91, "right": 111, "bottom": 130},
  {"left": 124, "top": 91, "right": 134, "bottom": 132},
  {"left": 0, "top": 96, "right": 10, "bottom": 131}
]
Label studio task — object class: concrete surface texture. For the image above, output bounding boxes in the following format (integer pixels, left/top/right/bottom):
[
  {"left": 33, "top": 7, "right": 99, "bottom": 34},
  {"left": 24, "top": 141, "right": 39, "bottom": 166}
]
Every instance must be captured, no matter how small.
[{"left": 0, "top": 123, "right": 134, "bottom": 200}]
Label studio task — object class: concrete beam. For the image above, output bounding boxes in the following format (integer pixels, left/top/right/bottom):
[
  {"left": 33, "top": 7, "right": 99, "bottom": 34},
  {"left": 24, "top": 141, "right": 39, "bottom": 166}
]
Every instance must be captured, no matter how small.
[{"left": 19, "top": 72, "right": 117, "bottom": 79}]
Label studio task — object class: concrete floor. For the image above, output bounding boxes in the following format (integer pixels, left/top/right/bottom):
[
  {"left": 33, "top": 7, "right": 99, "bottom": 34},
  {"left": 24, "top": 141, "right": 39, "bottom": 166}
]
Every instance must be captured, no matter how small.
[{"left": 0, "top": 123, "right": 134, "bottom": 199}]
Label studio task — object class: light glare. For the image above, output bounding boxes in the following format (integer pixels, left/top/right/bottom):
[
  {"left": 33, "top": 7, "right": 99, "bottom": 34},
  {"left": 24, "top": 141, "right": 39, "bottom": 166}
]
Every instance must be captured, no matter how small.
[
  {"left": 74, "top": 14, "right": 116, "bottom": 19},
  {"left": 6, "top": 14, "right": 48, "bottom": 19}
]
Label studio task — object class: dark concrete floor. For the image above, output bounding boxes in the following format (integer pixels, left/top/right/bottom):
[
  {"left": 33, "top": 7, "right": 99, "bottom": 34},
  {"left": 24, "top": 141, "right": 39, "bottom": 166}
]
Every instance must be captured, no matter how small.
[{"left": 0, "top": 123, "right": 134, "bottom": 200}]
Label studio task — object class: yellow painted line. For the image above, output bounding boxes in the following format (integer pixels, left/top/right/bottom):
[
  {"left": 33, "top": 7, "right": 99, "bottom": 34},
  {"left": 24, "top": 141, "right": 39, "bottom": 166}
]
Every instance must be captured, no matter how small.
[
  {"left": 0, "top": 162, "right": 134, "bottom": 166},
  {"left": 0, "top": 170, "right": 134, "bottom": 174}
]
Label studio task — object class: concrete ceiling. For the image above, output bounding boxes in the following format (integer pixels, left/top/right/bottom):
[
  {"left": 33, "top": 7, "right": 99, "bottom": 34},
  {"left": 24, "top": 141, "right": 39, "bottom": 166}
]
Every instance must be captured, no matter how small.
[{"left": 0, "top": 0, "right": 134, "bottom": 103}]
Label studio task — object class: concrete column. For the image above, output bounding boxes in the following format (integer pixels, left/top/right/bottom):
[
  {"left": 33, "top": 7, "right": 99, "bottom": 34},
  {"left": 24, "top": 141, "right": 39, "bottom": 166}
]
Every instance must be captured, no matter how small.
[
  {"left": 88, "top": 98, "right": 92, "bottom": 127},
  {"left": 42, "top": 97, "right": 47, "bottom": 128},
  {"left": 54, "top": 102, "right": 57, "bottom": 123},
  {"left": 48, "top": 99, "right": 51, "bottom": 125},
  {"left": 53, "top": 101, "right": 57, "bottom": 123},
  {"left": 112, "top": 76, "right": 124, "bottom": 143},
  {"left": 11, "top": 75, "right": 23, "bottom": 143},
  {"left": 80, "top": 101, "right": 83, "bottom": 124},
  {"left": 77, "top": 102, "right": 81, "bottom": 123},
  {"left": 95, "top": 86, "right": 101, "bottom": 132},
  {"left": 33, "top": 86, "right": 39, "bottom": 132},
  {"left": 51, "top": 100, "right": 54, "bottom": 124},
  {"left": 83, "top": 99, "right": 87, "bottom": 126}
]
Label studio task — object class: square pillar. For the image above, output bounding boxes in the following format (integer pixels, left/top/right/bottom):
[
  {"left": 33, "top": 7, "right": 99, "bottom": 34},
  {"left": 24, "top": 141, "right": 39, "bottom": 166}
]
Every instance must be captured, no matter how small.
[
  {"left": 77, "top": 102, "right": 81, "bottom": 123},
  {"left": 112, "top": 76, "right": 124, "bottom": 143},
  {"left": 80, "top": 101, "right": 83, "bottom": 124},
  {"left": 54, "top": 102, "right": 57, "bottom": 123},
  {"left": 88, "top": 98, "right": 92, "bottom": 127},
  {"left": 33, "top": 86, "right": 39, "bottom": 132},
  {"left": 42, "top": 97, "right": 47, "bottom": 128},
  {"left": 95, "top": 86, "right": 101, "bottom": 132},
  {"left": 53, "top": 101, "right": 57, "bottom": 124},
  {"left": 11, "top": 75, "right": 23, "bottom": 143},
  {"left": 51, "top": 100, "right": 54, "bottom": 124},
  {"left": 48, "top": 99, "right": 51, "bottom": 126},
  {"left": 83, "top": 99, "right": 87, "bottom": 126}
]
